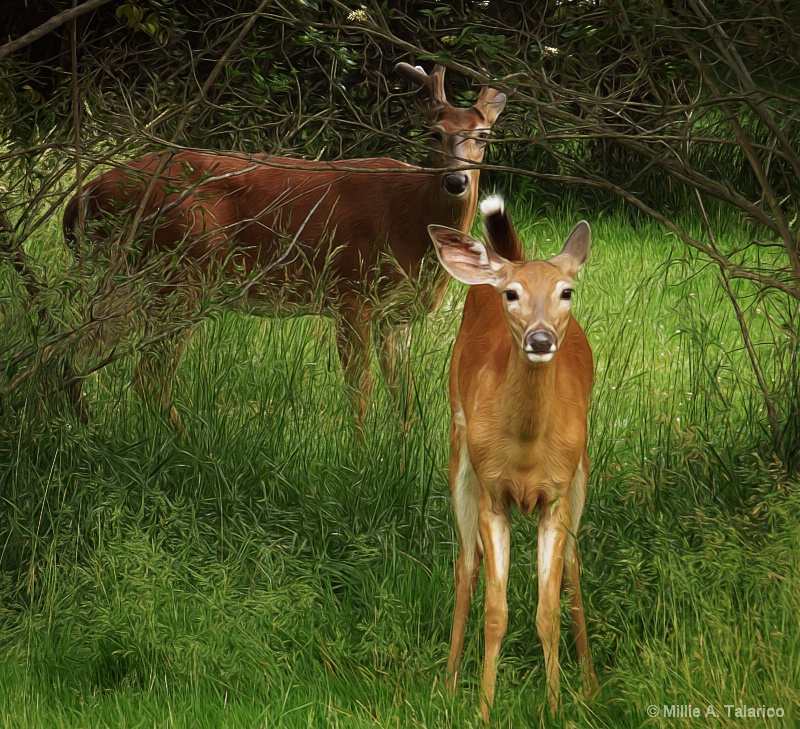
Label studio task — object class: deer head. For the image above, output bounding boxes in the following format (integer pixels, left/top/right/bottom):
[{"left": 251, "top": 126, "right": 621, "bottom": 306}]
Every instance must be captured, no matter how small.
[
  {"left": 396, "top": 63, "right": 507, "bottom": 198},
  {"left": 429, "top": 198, "right": 591, "bottom": 363}
]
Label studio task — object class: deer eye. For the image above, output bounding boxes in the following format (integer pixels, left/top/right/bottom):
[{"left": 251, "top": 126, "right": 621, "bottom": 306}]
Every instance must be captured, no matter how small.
[
  {"left": 429, "top": 130, "right": 444, "bottom": 144},
  {"left": 561, "top": 288, "right": 573, "bottom": 301},
  {"left": 477, "top": 131, "right": 490, "bottom": 140},
  {"left": 503, "top": 289, "right": 519, "bottom": 302}
]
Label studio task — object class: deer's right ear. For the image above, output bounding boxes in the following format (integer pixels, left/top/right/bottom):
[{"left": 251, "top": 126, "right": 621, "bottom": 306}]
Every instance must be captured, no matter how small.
[{"left": 428, "top": 225, "right": 507, "bottom": 286}]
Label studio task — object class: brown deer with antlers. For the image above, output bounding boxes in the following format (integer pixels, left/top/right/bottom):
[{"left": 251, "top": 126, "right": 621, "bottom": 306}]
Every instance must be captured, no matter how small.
[
  {"left": 428, "top": 198, "right": 599, "bottom": 721},
  {"left": 63, "top": 63, "right": 506, "bottom": 429}
]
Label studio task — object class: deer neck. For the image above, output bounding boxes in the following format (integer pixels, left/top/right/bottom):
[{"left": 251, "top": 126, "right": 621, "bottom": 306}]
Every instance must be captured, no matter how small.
[{"left": 499, "top": 347, "right": 558, "bottom": 443}]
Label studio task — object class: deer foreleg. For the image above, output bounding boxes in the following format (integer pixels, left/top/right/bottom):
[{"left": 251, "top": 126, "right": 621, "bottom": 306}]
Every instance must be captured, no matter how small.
[
  {"left": 446, "top": 431, "right": 482, "bottom": 694},
  {"left": 537, "top": 497, "right": 570, "bottom": 714},
  {"left": 376, "top": 323, "right": 414, "bottom": 426},
  {"left": 335, "top": 297, "right": 373, "bottom": 430},
  {"left": 478, "top": 493, "right": 510, "bottom": 723},
  {"left": 562, "top": 455, "right": 599, "bottom": 697}
]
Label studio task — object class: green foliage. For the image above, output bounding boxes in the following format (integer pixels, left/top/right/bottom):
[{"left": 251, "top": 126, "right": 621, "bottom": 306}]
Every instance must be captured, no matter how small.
[{"left": 115, "top": 4, "right": 167, "bottom": 44}]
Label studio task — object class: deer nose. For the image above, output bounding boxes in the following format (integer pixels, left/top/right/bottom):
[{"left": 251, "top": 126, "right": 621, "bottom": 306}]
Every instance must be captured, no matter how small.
[
  {"left": 443, "top": 172, "right": 469, "bottom": 196},
  {"left": 524, "top": 329, "right": 557, "bottom": 355}
]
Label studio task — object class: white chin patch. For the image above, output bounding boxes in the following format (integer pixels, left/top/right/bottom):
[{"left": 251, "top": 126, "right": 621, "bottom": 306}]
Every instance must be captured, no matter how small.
[{"left": 526, "top": 352, "right": 555, "bottom": 363}]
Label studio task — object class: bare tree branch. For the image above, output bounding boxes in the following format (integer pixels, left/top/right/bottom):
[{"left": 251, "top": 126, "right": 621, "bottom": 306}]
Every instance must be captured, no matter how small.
[{"left": 0, "top": 0, "right": 113, "bottom": 61}]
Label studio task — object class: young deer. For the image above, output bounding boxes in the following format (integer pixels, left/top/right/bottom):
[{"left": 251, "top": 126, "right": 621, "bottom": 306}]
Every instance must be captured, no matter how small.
[
  {"left": 62, "top": 64, "right": 505, "bottom": 430},
  {"left": 428, "top": 198, "right": 599, "bottom": 721}
]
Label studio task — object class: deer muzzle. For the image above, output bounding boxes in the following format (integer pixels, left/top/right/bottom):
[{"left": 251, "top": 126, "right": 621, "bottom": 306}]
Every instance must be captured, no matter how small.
[
  {"left": 443, "top": 172, "right": 469, "bottom": 196},
  {"left": 523, "top": 328, "right": 557, "bottom": 362}
]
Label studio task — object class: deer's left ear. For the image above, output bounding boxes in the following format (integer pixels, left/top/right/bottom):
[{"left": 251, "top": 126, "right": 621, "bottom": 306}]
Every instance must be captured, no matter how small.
[
  {"left": 551, "top": 220, "right": 591, "bottom": 277},
  {"left": 428, "top": 225, "right": 508, "bottom": 286},
  {"left": 475, "top": 87, "right": 507, "bottom": 125}
]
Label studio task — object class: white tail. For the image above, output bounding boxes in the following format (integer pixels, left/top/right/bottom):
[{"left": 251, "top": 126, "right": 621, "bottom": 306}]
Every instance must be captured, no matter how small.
[
  {"left": 428, "top": 201, "right": 598, "bottom": 721},
  {"left": 64, "top": 64, "right": 506, "bottom": 430}
]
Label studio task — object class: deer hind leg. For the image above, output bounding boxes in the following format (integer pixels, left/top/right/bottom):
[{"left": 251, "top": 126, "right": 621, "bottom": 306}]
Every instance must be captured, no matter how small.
[
  {"left": 334, "top": 296, "right": 373, "bottom": 432},
  {"left": 537, "top": 495, "right": 570, "bottom": 714},
  {"left": 562, "top": 453, "right": 599, "bottom": 697},
  {"left": 478, "top": 492, "right": 510, "bottom": 723},
  {"left": 133, "top": 327, "right": 193, "bottom": 431},
  {"left": 70, "top": 276, "right": 138, "bottom": 421},
  {"left": 376, "top": 323, "right": 415, "bottom": 428},
  {"left": 446, "top": 428, "right": 482, "bottom": 694}
]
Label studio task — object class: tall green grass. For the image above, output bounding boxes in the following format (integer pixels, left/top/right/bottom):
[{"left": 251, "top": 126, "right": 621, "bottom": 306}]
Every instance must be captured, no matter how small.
[{"left": 0, "top": 205, "right": 798, "bottom": 727}]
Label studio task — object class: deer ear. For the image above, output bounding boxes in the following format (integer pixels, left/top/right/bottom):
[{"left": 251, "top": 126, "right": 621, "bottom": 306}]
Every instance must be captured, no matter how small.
[
  {"left": 427, "top": 225, "right": 507, "bottom": 286},
  {"left": 552, "top": 220, "right": 591, "bottom": 276},
  {"left": 475, "top": 87, "right": 507, "bottom": 125}
]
